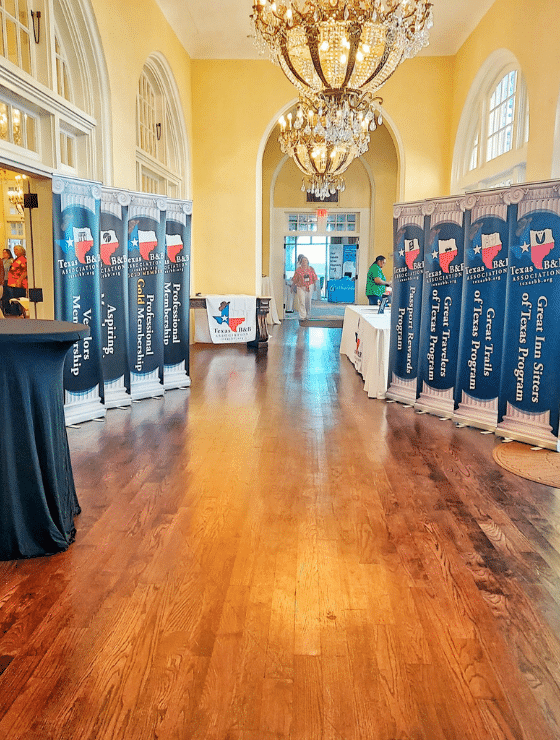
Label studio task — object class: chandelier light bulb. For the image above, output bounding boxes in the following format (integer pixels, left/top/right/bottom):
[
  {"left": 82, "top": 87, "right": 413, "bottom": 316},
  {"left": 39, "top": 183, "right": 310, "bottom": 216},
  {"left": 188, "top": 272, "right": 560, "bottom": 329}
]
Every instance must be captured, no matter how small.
[
  {"left": 251, "top": 0, "right": 433, "bottom": 105},
  {"left": 277, "top": 94, "right": 383, "bottom": 198}
]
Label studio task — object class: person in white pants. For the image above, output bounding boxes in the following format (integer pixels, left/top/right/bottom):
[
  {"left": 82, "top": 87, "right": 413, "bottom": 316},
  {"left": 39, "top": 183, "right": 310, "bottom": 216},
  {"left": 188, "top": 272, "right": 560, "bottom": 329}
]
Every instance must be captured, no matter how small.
[{"left": 292, "top": 255, "right": 318, "bottom": 321}]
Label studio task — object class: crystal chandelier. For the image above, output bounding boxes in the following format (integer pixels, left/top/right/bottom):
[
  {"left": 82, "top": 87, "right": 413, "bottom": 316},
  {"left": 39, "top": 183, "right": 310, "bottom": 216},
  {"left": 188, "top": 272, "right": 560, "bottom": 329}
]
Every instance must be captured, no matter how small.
[
  {"left": 278, "top": 96, "right": 383, "bottom": 198},
  {"left": 7, "top": 174, "right": 25, "bottom": 214},
  {"left": 251, "top": 0, "right": 433, "bottom": 107}
]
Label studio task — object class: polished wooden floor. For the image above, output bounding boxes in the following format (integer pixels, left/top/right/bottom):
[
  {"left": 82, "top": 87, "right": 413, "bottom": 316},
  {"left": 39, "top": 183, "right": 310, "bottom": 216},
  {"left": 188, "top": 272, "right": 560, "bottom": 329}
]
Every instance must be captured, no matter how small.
[{"left": 2, "top": 321, "right": 560, "bottom": 739}]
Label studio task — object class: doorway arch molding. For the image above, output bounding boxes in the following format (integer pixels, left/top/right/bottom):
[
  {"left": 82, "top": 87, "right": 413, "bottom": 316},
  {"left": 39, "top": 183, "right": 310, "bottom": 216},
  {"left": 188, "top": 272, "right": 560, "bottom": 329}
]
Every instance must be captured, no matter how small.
[{"left": 255, "top": 97, "right": 406, "bottom": 295}]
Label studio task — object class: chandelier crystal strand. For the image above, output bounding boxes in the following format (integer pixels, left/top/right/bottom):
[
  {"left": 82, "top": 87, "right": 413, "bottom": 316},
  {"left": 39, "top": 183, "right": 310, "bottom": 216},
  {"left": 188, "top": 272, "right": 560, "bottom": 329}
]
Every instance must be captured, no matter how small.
[
  {"left": 251, "top": 0, "right": 433, "bottom": 105},
  {"left": 278, "top": 95, "right": 382, "bottom": 198}
]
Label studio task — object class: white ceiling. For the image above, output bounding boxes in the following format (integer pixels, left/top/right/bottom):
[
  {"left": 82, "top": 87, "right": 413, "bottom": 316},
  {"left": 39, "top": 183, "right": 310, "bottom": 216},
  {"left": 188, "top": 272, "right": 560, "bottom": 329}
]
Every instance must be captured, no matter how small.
[{"left": 155, "top": 0, "right": 497, "bottom": 60}]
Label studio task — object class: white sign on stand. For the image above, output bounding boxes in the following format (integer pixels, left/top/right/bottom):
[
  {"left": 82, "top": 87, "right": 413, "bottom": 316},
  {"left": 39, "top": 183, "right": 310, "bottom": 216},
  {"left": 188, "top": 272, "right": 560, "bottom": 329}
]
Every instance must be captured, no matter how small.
[{"left": 329, "top": 244, "right": 343, "bottom": 279}]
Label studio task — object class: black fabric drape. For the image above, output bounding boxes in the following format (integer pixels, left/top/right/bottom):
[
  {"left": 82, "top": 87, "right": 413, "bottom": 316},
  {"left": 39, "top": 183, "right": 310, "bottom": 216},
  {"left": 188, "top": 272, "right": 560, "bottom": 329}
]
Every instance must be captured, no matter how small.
[{"left": 0, "top": 320, "right": 89, "bottom": 559}]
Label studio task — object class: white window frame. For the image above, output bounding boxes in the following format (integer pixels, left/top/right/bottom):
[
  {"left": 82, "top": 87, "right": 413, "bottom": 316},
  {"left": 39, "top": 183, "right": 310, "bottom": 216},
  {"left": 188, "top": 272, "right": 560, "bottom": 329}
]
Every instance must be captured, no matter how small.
[
  {"left": 0, "top": 0, "right": 110, "bottom": 182},
  {"left": 135, "top": 54, "right": 187, "bottom": 198},
  {"left": 0, "top": 0, "right": 33, "bottom": 76},
  {"left": 452, "top": 50, "right": 529, "bottom": 194}
]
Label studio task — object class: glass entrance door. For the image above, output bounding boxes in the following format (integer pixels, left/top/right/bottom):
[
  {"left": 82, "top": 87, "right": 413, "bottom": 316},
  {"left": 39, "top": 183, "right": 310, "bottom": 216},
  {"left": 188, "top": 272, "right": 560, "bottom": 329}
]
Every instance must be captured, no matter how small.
[
  {"left": 327, "top": 238, "right": 359, "bottom": 302},
  {"left": 284, "top": 235, "right": 328, "bottom": 298}
]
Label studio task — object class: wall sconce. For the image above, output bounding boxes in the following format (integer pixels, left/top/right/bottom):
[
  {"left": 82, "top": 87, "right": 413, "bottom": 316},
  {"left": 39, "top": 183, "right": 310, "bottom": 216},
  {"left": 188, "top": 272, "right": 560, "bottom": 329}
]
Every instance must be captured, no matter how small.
[
  {"left": 155, "top": 123, "right": 162, "bottom": 141},
  {"left": 31, "top": 10, "right": 41, "bottom": 44}
]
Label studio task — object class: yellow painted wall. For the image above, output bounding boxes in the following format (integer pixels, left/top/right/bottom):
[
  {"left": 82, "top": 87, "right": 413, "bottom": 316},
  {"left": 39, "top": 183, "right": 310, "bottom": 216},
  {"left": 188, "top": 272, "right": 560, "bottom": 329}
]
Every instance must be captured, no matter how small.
[
  {"left": 380, "top": 55, "right": 455, "bottom": 201},
  {"left": 263, "top": 121, "right": 397, "bottom": 268},
  {"left": 191, "top": 56, "right": 451, "bottom": 295},
  {"left": 451, "top": 0, "right": 560, "bottom": 184},
  {"left": 89, "top": 0, "right": 193, "bottom": 193},
  {"left": 18, "top": 0, "right": 560, "bottom": 307},
  {"left": 17, "top": 0, "right": 194, "bottom": 320},
  {"left": 362, "top": 124, "right": 399, "bottom": 263},
  {"left": 191, "top": 60, "right": 294, "bottom": 295}
]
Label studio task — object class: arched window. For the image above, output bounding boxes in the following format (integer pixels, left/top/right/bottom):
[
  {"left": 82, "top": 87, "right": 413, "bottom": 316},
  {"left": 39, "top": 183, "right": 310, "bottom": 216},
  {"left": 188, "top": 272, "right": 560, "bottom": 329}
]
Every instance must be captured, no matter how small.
[
  {"left": 55, "top": 36, "right": 72, "bottom": 102},
  {"left": 0, "top": 0, "right": 111, "bottom": 182},
  {"left": 136, "top": 55, "right": 188, "bottom": 198},
  {"left": 452, "top": 51, "right": 529, "bottom": 193},
  {"left": 0, "top": 0, "right": 32, "bottom": 75}
]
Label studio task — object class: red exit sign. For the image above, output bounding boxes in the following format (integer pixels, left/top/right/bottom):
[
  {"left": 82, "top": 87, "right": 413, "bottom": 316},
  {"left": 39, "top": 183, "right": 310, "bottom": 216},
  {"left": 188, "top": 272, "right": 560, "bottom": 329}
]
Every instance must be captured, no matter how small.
[{"left": 316, "top": 208, "right": 328, "bottom": 218}]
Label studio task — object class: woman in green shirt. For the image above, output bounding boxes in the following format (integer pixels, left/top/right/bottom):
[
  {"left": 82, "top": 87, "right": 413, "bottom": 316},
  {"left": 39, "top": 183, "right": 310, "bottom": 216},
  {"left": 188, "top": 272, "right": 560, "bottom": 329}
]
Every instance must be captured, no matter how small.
[{"left": 365, "top": 255, "right": 391, "bottom": 305}]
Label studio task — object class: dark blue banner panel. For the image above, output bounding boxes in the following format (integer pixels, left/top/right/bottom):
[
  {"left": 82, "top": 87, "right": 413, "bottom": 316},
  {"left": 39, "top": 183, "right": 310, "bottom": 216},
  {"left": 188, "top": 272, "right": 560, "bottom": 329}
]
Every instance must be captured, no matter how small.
[
  {"left": 454, "top": 190, "right": 509, "bottom": 429},
  {"left": 100, "top": 188, "right": 131, "bottom": 407},
  {"left": 387, "top": 201, "right": 425, "bottom": 403},
  {"left": 127, "top": 194, "right": 166, "bottom": 400},
  {"left": 416, "top": 197, "right": 465, "bottom": 417},
  {"left": 497, "top": 183, "right": 560, "bottom": 449},
  {"left": 164, "top": 200, "right": 192, "bottom": 389},
  {"left": 52, "top": 177, "right": 105, "bottom": 424}
]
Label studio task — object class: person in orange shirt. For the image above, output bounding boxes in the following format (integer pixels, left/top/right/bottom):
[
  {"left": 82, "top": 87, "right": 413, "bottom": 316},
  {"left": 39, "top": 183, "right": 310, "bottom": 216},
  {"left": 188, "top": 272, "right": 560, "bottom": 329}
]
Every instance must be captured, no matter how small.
[
  {"left": 291, "top": 255, "right": 318, "bottom": 321},
  {"left": 2, "top": 245, "right": 27, "bottom": 316}
]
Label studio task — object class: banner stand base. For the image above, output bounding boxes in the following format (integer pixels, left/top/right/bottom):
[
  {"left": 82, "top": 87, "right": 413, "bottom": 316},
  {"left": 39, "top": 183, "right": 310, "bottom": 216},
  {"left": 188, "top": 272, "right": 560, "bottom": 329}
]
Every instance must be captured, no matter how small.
[
  {"left": 164, "top": 377, "right": 191, "bottom": 391},
  {"left": 130, "top": 369, "right": 164, "bottom": 401},
  {"left": 452, "top": 415, "right": 496, "bottom": 433},
  {"left": 414, "top": 402, "right": 454, "bottom": 419},
  {"left": 104, "top": 376, "right": 132, "bottom": 409},
  {"left": 495, "top": 429, "right": 560, "bottom": 452},
  {"left": 164, "top": 361, "right": 191, "bottom": 390},
  {"left": 64, "top": 402, "right": 106, "bottom": 426},
  {"left": 453, "top": 394, "right": 499, "bottom": 432}
]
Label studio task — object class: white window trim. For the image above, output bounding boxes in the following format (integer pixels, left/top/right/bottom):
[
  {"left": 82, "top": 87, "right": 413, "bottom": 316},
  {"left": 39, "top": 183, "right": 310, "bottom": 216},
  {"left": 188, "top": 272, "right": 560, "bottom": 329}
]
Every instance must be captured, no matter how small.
[
  {"left": 452, "top": 49, "right": 529, "bottom": 195},
  {"left": 135, "top": 53, "right": 189, "bottom": 199}
]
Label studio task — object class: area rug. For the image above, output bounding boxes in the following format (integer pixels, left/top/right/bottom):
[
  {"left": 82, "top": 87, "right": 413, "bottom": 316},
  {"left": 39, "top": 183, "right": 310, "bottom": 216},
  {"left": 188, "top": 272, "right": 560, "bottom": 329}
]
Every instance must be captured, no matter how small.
[
  {"left": 299, "top": 318, "right": 343, "bottom": 328},
  {"left": 492, "top": 441, "right": 560, "bottom": 487}
]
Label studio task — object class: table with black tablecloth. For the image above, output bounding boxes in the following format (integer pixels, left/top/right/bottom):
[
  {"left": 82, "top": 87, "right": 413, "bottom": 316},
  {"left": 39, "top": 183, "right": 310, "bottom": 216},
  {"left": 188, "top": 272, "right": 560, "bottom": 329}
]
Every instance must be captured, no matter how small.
[{"left": 0, "top": 319, "right": 89, "bottom": 559}]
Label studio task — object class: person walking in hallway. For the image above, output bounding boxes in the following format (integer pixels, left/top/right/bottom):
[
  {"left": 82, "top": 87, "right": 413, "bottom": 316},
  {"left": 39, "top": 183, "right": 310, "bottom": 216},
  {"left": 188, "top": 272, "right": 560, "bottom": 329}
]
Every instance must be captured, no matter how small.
[
  {"left": 292, "top": 254, "right": 318, "bottom": 321},
  {"left": 366, "top": 254, "right": 391, "bottom": 305}
]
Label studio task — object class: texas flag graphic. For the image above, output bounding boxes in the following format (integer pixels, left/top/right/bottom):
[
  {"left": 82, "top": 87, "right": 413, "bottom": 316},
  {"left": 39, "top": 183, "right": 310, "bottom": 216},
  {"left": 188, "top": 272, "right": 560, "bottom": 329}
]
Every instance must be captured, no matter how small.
[
  {"left": 481, "top": 232, "right": 502, "bottom": 269},
  {"left": 57, "top": 225, "right": 94, "bottom": 264},
  {"left": 100, "top": 229, "right": 119, "bottom": 266},
  {"left": 73, "top": 227, "right": 94, "bottom": 263},
  {"left": 437, "top": 238, "right": 458, "bottom": 274},
  {"left": 404, "top": 238, "right": 420, "bottom": 270},
  {"left": 129, "top": 225, "right": 158, "bottom": 261},
  {"left": 530, "top": 228, "right": 554, "bottom": 269},
  {"left": 166, "top": 234, "right": 184, "bottom": 263},
  {"left": 213, "top": 301, "right": 246, "bottom": 332}
]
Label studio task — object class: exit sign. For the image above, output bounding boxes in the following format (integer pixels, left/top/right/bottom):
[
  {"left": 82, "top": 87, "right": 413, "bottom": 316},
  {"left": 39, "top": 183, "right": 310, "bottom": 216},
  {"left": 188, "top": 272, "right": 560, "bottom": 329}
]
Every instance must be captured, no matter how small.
[{"left": 316, "top": 208, "right": 328, "bottom": 218}]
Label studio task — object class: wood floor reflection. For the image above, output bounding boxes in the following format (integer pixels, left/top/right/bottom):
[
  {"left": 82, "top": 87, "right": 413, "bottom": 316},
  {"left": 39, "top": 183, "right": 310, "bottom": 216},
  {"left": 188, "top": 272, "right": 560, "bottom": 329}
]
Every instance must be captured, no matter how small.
[{"left": 2, "top": 321, "right": 560, "bottom": 739}]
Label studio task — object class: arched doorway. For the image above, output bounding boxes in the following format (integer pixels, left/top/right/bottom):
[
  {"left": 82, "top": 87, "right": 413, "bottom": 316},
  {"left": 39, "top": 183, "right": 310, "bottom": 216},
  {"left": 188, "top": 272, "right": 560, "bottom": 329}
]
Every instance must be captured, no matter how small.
[{"left": 258, "top": 106, "right": 401, "bottom": 318}]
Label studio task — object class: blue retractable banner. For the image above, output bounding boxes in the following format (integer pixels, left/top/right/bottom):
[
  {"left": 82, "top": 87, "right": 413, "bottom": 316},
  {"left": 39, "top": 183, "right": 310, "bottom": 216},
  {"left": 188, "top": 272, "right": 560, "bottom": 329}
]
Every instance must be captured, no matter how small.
[
  {"left": 387, "top": 201, "right": 425, "bottom": 404},
  {"left": 127, "top": 194, "right": 166, "bottom": 400},
  {"left": 100, "top": 187, "right": 131, "bottom": 407},
  {"left": 52, "top": 176, "right": 105, "bottom": 424},
  {"left": 497, "top": 182, "right": 560, "bottom": 450},
  {"left": 454, "top": 190, "right": 510, "bottom": 429},
  {"left": 164, "top": 199, "right": 192, "bottom": 389},
  {"left": 416, "top": 197, "right": 465, "bottom": 417}
]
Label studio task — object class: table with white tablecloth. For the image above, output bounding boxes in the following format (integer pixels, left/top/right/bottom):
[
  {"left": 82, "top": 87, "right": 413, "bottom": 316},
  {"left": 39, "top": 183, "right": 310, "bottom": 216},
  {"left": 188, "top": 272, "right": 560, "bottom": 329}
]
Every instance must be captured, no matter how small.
[
  {"left": 340, "top": 305, "right": 392, "bottom": 398},
  {"left": 261, "top": 277, "right": 280, "bottom": 326}
]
